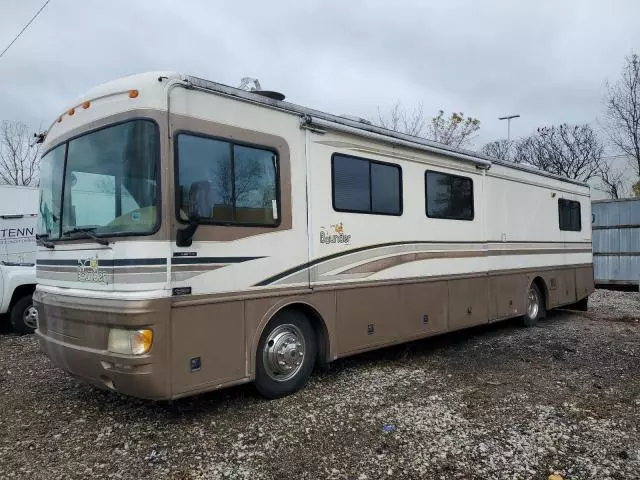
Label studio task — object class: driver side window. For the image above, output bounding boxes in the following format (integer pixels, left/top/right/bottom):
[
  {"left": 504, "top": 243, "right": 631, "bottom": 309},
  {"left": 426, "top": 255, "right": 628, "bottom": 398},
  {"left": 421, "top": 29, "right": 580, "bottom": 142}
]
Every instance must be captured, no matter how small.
[{"left": 175, "top": 133, "right": 280, "bottom": 227}]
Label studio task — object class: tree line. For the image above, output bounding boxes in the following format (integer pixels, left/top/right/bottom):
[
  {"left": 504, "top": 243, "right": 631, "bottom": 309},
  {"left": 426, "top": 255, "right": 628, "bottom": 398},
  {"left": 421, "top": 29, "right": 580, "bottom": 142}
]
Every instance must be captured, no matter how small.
[
  {"left": 1, "top": 54, "right": 639, "bottom": 198},
  {"left": 376, "top": 54, "right": 640, "bottom": 199}
]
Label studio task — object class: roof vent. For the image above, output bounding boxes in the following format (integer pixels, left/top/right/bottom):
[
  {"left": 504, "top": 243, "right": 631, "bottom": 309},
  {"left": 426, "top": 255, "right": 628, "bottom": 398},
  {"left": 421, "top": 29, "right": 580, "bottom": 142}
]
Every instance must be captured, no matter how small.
[{"left": 340, "top": 115, "right": 372, "bottom": 125}]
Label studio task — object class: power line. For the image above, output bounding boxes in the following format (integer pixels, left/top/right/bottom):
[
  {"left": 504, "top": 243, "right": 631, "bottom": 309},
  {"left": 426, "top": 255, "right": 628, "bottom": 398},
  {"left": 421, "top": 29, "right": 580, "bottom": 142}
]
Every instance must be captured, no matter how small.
[{"left": 0, "top": 0, "right": 51, "bottom": 61}]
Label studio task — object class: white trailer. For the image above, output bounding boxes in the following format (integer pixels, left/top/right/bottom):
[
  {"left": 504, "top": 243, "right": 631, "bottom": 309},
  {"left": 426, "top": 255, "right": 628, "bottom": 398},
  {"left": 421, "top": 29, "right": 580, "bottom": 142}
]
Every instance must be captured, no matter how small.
[
  {"left": 0, "top": 185, "right": 38, "bottom": 333},
  {"left": 34, "top": 72, "right": 593, "bottom": 399}
]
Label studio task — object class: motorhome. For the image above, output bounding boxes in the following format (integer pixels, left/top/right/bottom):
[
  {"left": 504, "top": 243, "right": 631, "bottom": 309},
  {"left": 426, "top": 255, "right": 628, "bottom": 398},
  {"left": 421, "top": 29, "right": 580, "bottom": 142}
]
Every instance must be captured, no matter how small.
[
  {"left": 0, "top": 185, "right": 38, "bottom": 333},
  {"left": 35, "top": 72, "right": 593, "bottom": 400}
]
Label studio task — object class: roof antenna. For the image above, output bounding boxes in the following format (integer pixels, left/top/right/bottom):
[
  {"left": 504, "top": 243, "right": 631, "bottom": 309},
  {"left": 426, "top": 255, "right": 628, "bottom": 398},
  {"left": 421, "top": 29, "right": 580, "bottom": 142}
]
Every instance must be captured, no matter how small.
[
  {"left": 238, "top": 76, "right": 286, "bottom": 101},
  {"left": 238, "top": 77, "right": 262, "bottom": 92}
]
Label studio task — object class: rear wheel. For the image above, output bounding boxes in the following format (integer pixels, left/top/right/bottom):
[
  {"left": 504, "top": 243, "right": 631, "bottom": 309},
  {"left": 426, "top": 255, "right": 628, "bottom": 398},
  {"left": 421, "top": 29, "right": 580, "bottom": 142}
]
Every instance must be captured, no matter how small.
[
  {"left": 10, "top": 294, "right": 37, "bottom": 335},
  {"left": 523, "top": 283, "right": 545, "bottom": 327},
  {"left": 255, "top": 310, "right": 316, "bottom": 399}
]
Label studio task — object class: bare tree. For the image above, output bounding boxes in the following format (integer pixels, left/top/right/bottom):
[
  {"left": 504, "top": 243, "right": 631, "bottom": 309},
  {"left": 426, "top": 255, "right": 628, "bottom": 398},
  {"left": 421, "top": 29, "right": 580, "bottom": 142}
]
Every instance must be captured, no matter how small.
[
  {"left": 512, "top": 124, "right": 605, "bottom": 182},
  {"left": 596, "top": 159, "right": 626, "bottom": 199},
  {"left": 428, "top": 110, "right": 481, "bottom": 148},
  {"left": 605, "top": 53, "right": 640, "bottom": 177},
  {"left": 480, "top": 139, "right": 514, "bottom": 161},
  {"left": 376, "top": 101, "right": 426, "bottom": 137},
  {"left": 234, "top": 157, "right": 267, "bottom": 206},
  {"left": 376, "top": 104, "right": 480, "bottom": 147},
  {"left": 0, "top": 120, "right": 40, "bottom": 186},
  {"left": 483, "top": 126, "right": 622, "bottom": 199},
  {"left": 633, "top": 181, "right": 640, "bottom": 197}
]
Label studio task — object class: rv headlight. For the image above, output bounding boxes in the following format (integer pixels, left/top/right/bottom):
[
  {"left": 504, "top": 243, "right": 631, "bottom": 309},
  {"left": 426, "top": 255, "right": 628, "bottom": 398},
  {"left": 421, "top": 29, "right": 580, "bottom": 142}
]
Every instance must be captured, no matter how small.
[{"left": 108, "top": 329, "right": 153, "bottom": 355}]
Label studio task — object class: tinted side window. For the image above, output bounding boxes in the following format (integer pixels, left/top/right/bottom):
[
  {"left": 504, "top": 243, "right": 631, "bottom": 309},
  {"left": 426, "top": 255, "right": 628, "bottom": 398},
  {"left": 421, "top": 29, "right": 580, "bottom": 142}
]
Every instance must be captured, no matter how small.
[
  {"left": 332, "top": 154, "right": 402, "bottom": 215},
  {"left": 425, "top": 171, "right": 474, "bottom": 220},
  {"left": 558, "top": 199, "right": 581, "bottom": 231},
  {"left": 371, "top": 163, "right": 401, "bottom": 214},
  {"left": 332, "top": 155, "right": 370, "bottom": 212},
  {"left": 176, "top": 134, "right": 279, "bottom": 226}
]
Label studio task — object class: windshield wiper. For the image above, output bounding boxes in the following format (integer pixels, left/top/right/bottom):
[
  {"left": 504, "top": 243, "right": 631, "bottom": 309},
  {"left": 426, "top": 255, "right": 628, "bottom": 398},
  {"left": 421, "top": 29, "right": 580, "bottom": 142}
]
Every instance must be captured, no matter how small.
[
  {"left": 62, "top": 227, "right": 110, "bottom": 246},
  {"left": 36, "top": 234, "right": 55, "bottom": 249}
]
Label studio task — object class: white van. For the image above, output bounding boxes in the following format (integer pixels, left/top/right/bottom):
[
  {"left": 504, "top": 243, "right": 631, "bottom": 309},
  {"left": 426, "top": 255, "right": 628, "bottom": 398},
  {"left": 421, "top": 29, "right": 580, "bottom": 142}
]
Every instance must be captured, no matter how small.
[{"left": 0, "top": 185, "right": 38, "bottom": 334}]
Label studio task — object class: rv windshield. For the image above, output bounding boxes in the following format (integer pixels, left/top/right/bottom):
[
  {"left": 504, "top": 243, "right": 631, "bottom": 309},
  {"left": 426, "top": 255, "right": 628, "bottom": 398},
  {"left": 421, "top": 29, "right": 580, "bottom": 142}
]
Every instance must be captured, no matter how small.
[{"left": 38, "top": 119, "right": 160, "bottom": 240}]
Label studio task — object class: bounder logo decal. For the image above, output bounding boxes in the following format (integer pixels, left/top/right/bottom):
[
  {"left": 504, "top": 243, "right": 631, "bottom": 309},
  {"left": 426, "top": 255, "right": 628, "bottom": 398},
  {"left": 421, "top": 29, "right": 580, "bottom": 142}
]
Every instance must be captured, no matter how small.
[
  {"left": 320, "top": 222, "right": 351, "bottom": 245},
  {"left": 77, "top": 255, "right": 108, "bottom": 284}
]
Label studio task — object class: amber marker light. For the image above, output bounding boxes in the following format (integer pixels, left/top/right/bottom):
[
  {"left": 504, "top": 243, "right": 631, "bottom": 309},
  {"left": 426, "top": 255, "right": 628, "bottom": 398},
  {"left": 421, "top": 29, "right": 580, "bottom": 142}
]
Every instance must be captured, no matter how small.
[
  {"left": 68, "top": 108, "right": 75, "bottom": 116},
  {"left": 132, "top": 329, "right": 154, "bottom": 355},
  {"left": 128, "top": 89, "right": 139, "bottom": 98},
  {"left": 81, "top": 101, "right": 91, "bottom": 109}
]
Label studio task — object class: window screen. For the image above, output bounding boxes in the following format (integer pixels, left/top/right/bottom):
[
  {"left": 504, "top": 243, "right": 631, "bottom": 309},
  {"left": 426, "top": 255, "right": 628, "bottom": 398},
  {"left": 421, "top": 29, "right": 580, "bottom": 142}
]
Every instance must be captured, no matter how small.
[
  {"left": 332, "top": 154, "right": 402, "bottom": 215},
  {"left": 558, "top": 199, "right": 581, "bottom": 231},
  {"left": 176, "top": 134, "right": 279, "bottom": 226},
  {"left": 425, "top": 171, "right": 474, "bottom": 220}
]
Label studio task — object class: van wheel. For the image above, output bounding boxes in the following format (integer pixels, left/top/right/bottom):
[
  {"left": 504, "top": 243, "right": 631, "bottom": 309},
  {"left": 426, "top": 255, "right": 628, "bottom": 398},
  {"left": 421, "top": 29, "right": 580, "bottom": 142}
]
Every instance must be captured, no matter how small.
[
  {"left": 10, "top": 295, "right": 37, "bottom": 335},
  {"left": 255, "top": 310, "right": 316, "bottom": 399},
  {"left": 523, "top": 283, "right": 545, "bottom": 327}
]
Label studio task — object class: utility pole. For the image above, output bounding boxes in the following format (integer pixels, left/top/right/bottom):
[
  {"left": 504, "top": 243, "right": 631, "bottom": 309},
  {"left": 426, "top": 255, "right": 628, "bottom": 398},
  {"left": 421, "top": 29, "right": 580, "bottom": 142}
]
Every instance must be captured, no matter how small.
[{"left": 498, "top": 114, "right": 520, "bottom": 142}]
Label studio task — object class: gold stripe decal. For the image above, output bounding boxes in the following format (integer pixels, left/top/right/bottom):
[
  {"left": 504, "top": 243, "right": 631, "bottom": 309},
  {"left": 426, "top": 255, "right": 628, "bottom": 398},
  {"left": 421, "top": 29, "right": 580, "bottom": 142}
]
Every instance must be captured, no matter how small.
[
  {"left": 257, "top": 241, "right": 592, "bottom": 286},
  {"left": 338, "top": 248, "right": 591, "bottom": 275},
  {"left": 340, "top": 251, "right": 479, "bottom": 275}
]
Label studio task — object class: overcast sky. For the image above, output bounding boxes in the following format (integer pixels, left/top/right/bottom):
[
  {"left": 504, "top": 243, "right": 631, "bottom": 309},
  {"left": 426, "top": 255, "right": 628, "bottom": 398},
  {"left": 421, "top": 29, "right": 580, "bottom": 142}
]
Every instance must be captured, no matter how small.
[{"left": 1, "top": 0, "right": 639, "bottom": 150}]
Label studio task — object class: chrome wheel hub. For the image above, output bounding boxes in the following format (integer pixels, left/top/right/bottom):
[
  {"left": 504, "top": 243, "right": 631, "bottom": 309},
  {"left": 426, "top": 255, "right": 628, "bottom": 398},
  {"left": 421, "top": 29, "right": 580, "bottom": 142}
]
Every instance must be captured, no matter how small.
[
  {"left": 263, "top": 324, "right": 305, "bottom": 382},
  {"left": 23, "top": 306, "right": 38, "bottom": 330},
  {"left": 527, "top": 287, "right": 539, "bottom": 319}
]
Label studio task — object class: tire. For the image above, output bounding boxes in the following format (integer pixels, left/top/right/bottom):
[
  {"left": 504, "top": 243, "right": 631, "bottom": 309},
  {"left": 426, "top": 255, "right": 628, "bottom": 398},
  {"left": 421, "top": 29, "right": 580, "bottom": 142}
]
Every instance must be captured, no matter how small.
[
  {"left": 522, "top": 282, "right": 545, "bottom": 327},
  {"left": 10, "top": 294, "right": 37, "bottom": 335},
  {"left": 255, "top": 310, "right": 316, "bottom": 399}
]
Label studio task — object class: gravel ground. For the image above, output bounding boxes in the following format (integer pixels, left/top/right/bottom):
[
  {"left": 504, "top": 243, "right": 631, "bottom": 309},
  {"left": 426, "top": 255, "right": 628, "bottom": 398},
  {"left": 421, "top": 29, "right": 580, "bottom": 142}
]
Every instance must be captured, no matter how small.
[{"left": 1, "top": 289, "right": 639, "bottom": 480}]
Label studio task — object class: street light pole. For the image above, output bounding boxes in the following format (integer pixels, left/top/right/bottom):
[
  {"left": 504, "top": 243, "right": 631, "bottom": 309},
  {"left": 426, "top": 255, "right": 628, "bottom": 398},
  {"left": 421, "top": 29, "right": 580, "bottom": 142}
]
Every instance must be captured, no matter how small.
[{"left": 498, "top": 114, "right": 520, "bottom": 142}]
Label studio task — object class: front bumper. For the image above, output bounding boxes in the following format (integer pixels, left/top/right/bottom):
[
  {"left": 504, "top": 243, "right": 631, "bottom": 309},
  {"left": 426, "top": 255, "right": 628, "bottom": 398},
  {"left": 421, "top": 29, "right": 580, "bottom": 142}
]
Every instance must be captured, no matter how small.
[{"left": 34, "top": 288, "right": 172, "bottom": 400}]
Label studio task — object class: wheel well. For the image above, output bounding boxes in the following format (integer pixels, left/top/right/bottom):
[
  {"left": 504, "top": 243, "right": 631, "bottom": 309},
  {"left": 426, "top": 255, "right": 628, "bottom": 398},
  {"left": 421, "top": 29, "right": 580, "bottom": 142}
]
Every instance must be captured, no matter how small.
[
  {"left": 532, "top": 276, "right": 548, "bottom": 309},
  {"left": 277, "top": 303, "right": 329, "bottom": 365},
  {"left": 9, "top": 284, "right": 36, "bottom": 308}
]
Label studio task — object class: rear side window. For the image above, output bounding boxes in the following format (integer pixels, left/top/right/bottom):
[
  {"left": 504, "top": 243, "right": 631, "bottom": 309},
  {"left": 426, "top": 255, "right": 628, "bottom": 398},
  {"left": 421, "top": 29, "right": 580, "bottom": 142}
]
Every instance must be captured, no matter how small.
[
  {"left": 332, "top": 154, "right": 402, "bottom": 215},
  {"left": 425, "top": 170, "right": 474, "bottom": 220},
  {"left": 558, "top": 199, "right": 581, "bottom": 231}
]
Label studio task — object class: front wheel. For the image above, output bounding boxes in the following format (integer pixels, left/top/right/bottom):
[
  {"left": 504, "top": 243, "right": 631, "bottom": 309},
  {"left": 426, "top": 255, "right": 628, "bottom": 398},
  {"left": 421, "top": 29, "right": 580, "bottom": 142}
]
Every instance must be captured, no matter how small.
[
  {"left": 255, "top": 310, "right": 316, "bottom": 399},
  {"left": 10, "top": 294, "right": 37, "bottom": 335},
  {"left": 522, "top": 283, "right": 545, "bottom": 327}
]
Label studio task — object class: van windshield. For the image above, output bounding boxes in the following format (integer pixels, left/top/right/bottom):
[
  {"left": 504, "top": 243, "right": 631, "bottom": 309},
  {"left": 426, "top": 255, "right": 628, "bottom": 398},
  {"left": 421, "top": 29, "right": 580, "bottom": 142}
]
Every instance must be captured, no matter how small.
[{"left": 38, "top": 119, "right": 160, "bottom": 240}]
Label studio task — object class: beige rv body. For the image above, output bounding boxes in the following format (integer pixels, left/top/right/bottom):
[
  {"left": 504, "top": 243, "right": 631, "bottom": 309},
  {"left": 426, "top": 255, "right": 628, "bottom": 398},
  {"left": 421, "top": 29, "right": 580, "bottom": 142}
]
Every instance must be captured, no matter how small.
[{"left": 35, "top": 72, "right": 593, "bottom": 399}]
